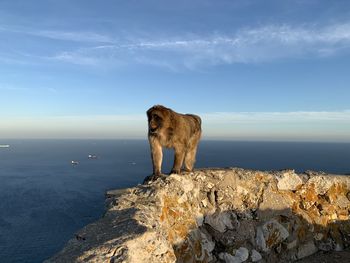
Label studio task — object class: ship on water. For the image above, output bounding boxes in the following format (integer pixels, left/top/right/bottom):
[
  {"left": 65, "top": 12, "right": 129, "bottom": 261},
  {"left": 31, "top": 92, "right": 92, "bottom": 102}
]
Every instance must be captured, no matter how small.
[
  {"left": 71, "top": 160, "right": 79, "bottom": 165},
  {"left": 0, "top": 145, "right": 10, "bottom": 148}
]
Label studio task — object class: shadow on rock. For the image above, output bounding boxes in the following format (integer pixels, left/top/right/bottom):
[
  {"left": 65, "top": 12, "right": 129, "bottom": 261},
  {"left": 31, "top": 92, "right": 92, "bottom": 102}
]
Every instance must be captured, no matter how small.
[
  {"left": 173, "top": 207, "right": 350, "bottom": 263},
  {"left": 46, "top": 168, "right": 350, "bottom": 263},
  {"left": 160, "top": 169, "right": 350, "bottom": 262},
  {"left": 46, "top": 207, "right": 147, "bottom": 263}
]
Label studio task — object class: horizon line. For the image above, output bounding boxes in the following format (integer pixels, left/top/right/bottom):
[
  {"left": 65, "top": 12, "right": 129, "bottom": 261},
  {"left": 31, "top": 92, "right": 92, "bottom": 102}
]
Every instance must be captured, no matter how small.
[{"left": 1, "top": 137, "right": 350, "bottom": 143}]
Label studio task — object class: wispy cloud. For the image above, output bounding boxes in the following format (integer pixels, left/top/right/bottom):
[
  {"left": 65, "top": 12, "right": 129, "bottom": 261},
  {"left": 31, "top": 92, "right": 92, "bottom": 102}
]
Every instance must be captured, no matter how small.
[
  {"left": 52, "top": 22, "right": 350, "bottom": 68},
  {"left": 202, "top": 110, "right": 350, "bottom": 123},
  {"left": 51, "top": 51, "right": 100, "bottom": 66},
  {"left": 3, "top": 22, "right": 350, "bottom": 68},
  {"left": 32, "top": 30, "right": 113, "bottom": 43},
  {"left": 0, "top": 25, "right": 113, "bottom": 43}
]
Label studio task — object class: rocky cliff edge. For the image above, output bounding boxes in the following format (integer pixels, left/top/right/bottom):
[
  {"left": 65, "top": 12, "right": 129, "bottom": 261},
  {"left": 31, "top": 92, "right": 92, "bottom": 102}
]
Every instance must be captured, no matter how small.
[{"left": 46, "top": 168, "right": 350, "bottom": 263}]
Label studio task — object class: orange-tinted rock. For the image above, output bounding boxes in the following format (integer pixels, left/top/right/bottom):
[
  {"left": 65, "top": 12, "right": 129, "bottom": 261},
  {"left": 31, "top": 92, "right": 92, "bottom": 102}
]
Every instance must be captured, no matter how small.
[
  {"left": 47, "top": 168, "right": 350, "bottom": 263},
  {"left": 298, "top": 183, "right": 319, "bottom": 210},
  {"left": 327, "top": 183, "right": 348, "bottom": 203}
]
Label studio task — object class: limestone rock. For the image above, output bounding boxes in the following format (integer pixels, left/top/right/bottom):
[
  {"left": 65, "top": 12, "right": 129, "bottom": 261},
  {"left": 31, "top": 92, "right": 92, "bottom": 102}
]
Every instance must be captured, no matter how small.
[
  {"left": 235, "top": 247, "right": 249, "bottom": 262},
  {"left": 277, "top": 170, "right": 303, "bottom": 191},
  {"left": 251, "top": 249, "right": 262, "bottom": 262},
  {"left": 219, "top": 252, "right": 243, "bottom": 263},
  {"left": 204, "top": 211, "right": 238, "bottom": 233},
  {"left": 257, "top": 186, "right": 293, "bottom": 220},
  {"left": 256, "top": 219, "right": 289, "bottom": 252},
  {"left": 306, "top": 176, "right": 333, "bottom": 195},
  {"left": 46, "top": 168, "right": 350, "bottom": 263},
  {"left": 297, "top": 240, "right": 318, "bottom": 259}
]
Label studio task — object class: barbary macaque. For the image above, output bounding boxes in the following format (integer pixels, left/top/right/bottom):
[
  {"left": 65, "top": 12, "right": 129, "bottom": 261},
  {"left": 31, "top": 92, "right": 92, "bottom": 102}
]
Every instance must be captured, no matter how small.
[{"left": 147, "top": 105, "right": 202, "bottom": 177}]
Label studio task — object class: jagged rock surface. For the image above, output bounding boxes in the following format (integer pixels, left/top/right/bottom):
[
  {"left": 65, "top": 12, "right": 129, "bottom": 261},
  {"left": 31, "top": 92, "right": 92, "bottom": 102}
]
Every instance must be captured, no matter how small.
[{"left": 46, "top": 168, "right": 350, "bottom": 263}]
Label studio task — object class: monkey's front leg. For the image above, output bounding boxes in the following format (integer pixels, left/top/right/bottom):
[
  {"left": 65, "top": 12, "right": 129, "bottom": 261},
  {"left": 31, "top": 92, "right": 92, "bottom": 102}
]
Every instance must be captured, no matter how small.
[
  {"left": 150, "top": 139, "right": 163, "bottom": 176},
  {"left": 171, "top": 147, "right": 185, "bottom": 174}
]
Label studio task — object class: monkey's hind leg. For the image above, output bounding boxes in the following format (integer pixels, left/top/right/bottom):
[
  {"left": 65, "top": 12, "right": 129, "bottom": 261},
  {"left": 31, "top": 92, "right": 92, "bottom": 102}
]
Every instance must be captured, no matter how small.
[{"left": 170, "top": 147, "right": 185, "bottom": 174}]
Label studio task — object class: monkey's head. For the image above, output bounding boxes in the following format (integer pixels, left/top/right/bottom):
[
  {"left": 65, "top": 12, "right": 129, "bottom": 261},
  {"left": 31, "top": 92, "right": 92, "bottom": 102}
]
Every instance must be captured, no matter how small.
[{"left": 147, "top": 105, "right": 171, "bottom": 135}]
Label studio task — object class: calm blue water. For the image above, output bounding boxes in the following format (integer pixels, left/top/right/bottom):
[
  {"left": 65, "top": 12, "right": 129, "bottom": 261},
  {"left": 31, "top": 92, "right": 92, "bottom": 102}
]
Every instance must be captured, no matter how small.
[{"left": 0, "top": 139, "right": 349, "bottom": 263}]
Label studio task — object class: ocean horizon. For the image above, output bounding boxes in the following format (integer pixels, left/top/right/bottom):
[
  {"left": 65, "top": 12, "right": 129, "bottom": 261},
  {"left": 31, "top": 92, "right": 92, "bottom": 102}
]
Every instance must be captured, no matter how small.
[{"left": 0, "top": 139, "right": 349, "bottom": 263}]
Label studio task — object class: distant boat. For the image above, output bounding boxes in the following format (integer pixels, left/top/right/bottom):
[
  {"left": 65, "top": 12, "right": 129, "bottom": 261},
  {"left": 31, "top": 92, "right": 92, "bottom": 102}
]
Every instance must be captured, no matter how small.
[
  {"left": 71, "top": 160, "right": 79, "bottom": 165},
  {"left": 88, "top": 154, "right": 98, "bottom": 159},
  {"left": 0, "top": 145, "right": 10, "bottom": 148}
]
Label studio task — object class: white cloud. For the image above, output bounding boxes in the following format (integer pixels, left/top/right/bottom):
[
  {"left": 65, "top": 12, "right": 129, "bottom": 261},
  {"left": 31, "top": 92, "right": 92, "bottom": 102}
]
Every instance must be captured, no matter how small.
[
  {"left": 3, "top": 22, "right": 350, "bottom": 68},
  {"left": 0, "top": 25, "right": 113, "bottom": 43},
  {"left": 32, "top": 30, "right": 113, "bottom": 43},
  {"left": 46, "top": 21, "right": 350, "bottom": 68},
  {"left": 52, "top": 51, "right": 100, "bottom": 65},
  {"left": 202, "top": 110, "right": 350, "bottom": 123}
]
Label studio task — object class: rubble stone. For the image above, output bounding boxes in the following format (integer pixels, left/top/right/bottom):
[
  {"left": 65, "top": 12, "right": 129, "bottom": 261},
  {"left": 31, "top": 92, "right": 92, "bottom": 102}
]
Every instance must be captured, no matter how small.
[
  {"left": 277, "top": 170, "right": 303, "bottom": 191},
  {"left": 297, "top": 240, "right": 318, "bottom": 259},
  {"left": 251, "top": 249, "right": 262, "bottom": 262},
  {"left": 46, "top": 168, "right": 350, "bottom": 263},
  {"left": 256, "top": 219, "right": 289, "bottom": 252},
  {"left": 235, "top": 247, "right": 249, "bottom": 262},
  {"left": 204, "top": 211, "right": 238, "bottom": 233}
]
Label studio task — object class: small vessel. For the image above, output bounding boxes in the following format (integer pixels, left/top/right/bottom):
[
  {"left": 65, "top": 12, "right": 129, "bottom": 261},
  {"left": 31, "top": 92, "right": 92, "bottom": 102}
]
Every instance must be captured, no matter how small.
[
  {"left": 88, "top": 154, "right": 98, "bottom": 159},
  {"left": 71, "top": 160, "right": 79, "bottom": 165},
  {"left": 0, "top": 145, "right": 10, "bottom": 148}
]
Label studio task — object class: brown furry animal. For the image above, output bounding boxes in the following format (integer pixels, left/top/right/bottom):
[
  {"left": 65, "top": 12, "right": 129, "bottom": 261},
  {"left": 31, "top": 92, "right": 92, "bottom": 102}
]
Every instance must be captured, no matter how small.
[{"left": 147, "top": 105, "right": 202, "bottom": 176}]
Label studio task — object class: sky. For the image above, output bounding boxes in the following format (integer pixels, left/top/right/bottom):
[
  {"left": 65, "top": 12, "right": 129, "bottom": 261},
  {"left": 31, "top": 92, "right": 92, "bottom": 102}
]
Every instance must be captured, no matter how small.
[{"left": 1, "top": 0, "right": 350, "bottom": 141}]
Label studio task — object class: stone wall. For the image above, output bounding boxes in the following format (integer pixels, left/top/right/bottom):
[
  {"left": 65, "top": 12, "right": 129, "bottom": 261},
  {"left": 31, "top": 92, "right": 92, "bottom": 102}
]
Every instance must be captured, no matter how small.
[{"left": 47, "top": 168, "right": 350, "bottom": 263}]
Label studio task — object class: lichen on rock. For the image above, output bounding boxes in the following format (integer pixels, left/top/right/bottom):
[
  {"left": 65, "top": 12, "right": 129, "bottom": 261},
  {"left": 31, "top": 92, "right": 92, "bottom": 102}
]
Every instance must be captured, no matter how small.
[{"left": 46, "top": 168, "right": 350, "bottom": 263}]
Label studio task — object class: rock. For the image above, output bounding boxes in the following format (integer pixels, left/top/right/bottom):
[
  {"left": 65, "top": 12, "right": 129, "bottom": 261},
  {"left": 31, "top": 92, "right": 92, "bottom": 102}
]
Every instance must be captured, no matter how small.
[
  {"left": 277, "top": 170, "right": 303, "bottom": 191},
  {"left": 220, "top": 247, "right": 250, "bottom": 263},
  {"left": 335, "top": 195, "right": 350, "bottom": 209},
  {"left": 251, "top": 249, "right": 263, "bottom": 262},
  {"left": 256, "top": 227, "right": 266, "bottom": 251},
  {"left": 143, "top": 173, "right": 166, "bottom": 184},
  {"left": 314, "top": 233, "right": 323, "bottom": 241},
  {"left": 219, "top": 252, "right": 243, "bottom": 263},
  {"left": 235, "top": 247, "right": 249, "bottom": 262},
  {"left": 306, "top": 176, "right": 333, "bottom": 195},
  {"left": 257, "top": 186, "right": 293, "bottom": 220},
  {"left": 105, "top": 188, "right": 128, "bottom": 198},
  {"left": 204, "top": 211, "right": 238, "bottom": 233},
  {"left": 46, "top": 168, "right": 350, "bottom": 263},
  {"left": 317, "top": 238, "right": 334, "bottom": 251},
  {"left": 196, "top": 213, "right": 204, "bottom": 226},
  {"left": 287, "top": 239, "right": 298, "bottom": 250},
  {"left": 256, "top": 219, "right": 289, "bottom": 252},
  {"left": 234, "top": 220, "right": 255, "bottom": 243},
  {"left": 297, "top": 240, "right": 318, "bottom": 259}
]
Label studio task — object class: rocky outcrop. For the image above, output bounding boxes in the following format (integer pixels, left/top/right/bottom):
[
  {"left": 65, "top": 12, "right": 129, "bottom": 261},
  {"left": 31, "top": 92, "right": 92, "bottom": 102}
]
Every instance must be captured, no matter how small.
[{"left": 46, "top": 168, "right": 350, "bottom": 263}]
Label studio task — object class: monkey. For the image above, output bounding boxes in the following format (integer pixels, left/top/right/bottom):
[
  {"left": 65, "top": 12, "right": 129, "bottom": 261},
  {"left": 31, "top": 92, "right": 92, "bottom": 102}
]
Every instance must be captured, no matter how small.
[{"left": 147, "top": 105, "right": 202, "bottom": 177}]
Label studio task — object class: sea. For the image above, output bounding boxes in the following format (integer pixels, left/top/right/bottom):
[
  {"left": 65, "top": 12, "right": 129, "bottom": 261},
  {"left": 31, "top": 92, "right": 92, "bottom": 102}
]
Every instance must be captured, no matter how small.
[{"left": 0, "top": 139, "right": 349, "bottom": 263}]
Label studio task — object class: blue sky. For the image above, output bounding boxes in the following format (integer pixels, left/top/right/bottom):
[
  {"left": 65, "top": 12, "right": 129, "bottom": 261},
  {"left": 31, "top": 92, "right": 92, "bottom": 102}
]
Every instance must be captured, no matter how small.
[{"left": 1, "top": 0, "right": 350, "bottom": 141}]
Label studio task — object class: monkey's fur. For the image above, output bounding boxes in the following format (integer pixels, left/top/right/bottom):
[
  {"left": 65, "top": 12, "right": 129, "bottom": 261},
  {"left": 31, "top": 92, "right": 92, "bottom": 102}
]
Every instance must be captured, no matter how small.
[{"left": 147, "top": 105, "right": 202, "bottom": 176}]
